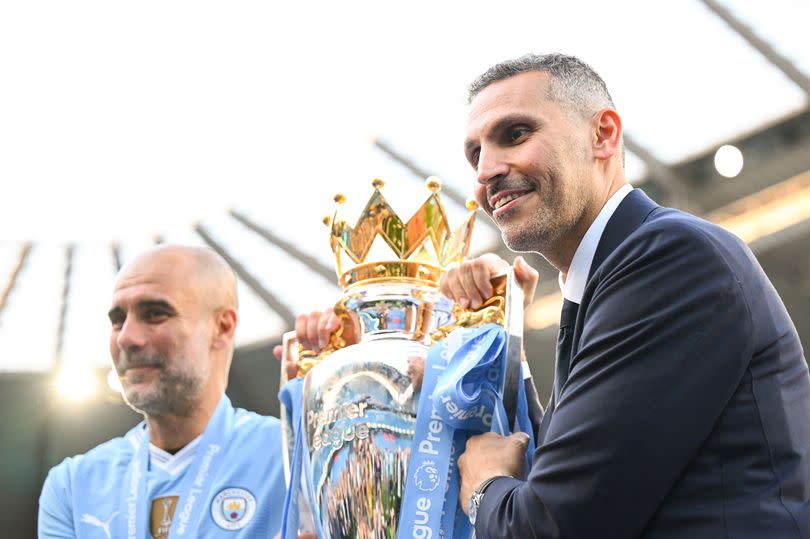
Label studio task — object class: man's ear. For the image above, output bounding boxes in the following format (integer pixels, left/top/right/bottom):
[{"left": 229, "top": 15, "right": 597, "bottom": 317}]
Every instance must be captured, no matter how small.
[
  {"left": 592, "top": 108, "right": 622, "bottom": 161},
  {"left": 212, "top": 307, "right": 237, "bottom": 350}
]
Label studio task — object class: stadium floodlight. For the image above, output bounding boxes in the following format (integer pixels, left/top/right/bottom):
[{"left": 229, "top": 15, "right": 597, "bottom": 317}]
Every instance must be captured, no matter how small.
[
  {"left": 55, "top": 365, "right": 98, "bottom": 402},
  {"left": 714, "top": 145, "right": 744, "bottom": 178},
  {"left": 107, "top": 368, "right": 123, "bottom": 394}
]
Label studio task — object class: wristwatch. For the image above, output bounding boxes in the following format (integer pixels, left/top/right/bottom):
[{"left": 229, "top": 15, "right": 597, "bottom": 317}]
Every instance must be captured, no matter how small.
[{"left": 468, "top": 475, "right": 509, "bottom": 526}]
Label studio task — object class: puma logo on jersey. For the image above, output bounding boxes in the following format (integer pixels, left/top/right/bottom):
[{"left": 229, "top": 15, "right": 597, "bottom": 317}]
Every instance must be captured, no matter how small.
[{"left": 81, "top": 511, "right": 118, "bottom": 539}]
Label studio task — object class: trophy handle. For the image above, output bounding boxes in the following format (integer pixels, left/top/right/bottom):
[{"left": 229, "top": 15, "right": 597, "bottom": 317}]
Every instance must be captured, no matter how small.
[
  {"left": 279, "top": 330, "right": 298, "bottom": 484},
  {"left": 278, "top": 332, "right": 318, "bottom": 534},
  {"left": 430, "top": 268, "right": 525, "bottom": 429},
  {"left": 501, "top": 268, "right": 525, "bottom": 430},
  {"left": 290, "top": 298, "right": 354, "bottom": 378},
  {"left": 431, "top": 272, "right": 519, "bottom": 339}
]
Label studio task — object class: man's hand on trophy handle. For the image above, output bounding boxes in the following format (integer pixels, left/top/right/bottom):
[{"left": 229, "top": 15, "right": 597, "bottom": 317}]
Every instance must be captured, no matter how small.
[
  {"left": 441, "top": 253, "right": 508, "bottom": 309},
  {"left": 295, "top": 310, "right": 342, "bottom": 352},
  {"left": 273, "top": 309, "right": 360, "bottom": 364},
  {"left": 440, "top": 253, "right": 538, "bottom": 310}
]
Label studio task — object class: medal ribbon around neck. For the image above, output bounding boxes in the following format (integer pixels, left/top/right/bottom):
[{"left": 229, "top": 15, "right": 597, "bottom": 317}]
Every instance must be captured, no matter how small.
[{"left": 119, "top": 395, "right": 235, "bottom": 539}]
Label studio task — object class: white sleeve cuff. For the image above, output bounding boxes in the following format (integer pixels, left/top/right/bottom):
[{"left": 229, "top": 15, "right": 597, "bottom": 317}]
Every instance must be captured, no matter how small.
[{"left": 521, "top": 361, "right": 532, "bottom": 380}]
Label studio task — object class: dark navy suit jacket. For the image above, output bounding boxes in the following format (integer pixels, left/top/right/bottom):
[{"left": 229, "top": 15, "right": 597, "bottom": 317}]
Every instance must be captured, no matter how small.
[{"left": 478, "top": 190, "right": 810, "bottom": 538}]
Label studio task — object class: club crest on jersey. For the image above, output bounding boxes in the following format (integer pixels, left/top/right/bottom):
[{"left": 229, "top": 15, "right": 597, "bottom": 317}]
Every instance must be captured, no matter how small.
[{"left": 211, "top": 487, "right": 256, "bottom": 530}]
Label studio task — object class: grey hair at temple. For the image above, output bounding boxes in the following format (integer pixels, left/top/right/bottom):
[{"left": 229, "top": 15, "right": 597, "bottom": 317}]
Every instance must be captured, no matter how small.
[
  {"left": 467, "top": 53, "right": 617, "bottom": 120},
  {"left": 467, "top": 53, "right": 624, "bottom": 166}
]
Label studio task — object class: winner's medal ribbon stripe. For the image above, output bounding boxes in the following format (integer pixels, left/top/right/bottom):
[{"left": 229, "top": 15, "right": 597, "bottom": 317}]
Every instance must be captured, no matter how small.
[{"left": 119, "top": 395, "right": 235, "bottom": 539}]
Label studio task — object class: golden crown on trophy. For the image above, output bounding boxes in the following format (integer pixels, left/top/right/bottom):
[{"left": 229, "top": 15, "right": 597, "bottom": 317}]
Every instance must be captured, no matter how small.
[{"left": 325, "top": 177, "right": 478, "bottom": 290}]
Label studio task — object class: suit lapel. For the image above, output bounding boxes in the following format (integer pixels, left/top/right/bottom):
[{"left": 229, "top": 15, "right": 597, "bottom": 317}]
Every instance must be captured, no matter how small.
[
  {"left": 538, "top": 190, "right": 659, "bottom": 444},
  {"left": 588, "top": 189, "right": 659, "bottom": 282}
]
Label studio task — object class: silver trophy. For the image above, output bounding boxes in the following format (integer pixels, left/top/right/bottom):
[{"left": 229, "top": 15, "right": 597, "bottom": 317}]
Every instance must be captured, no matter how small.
[{"left": 280, "top": 178, "right": 523, "bottom": 538}]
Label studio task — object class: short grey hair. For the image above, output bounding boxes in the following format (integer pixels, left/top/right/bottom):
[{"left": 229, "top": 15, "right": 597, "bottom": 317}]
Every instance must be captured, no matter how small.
[{"left": 467, "top": 53, "right": 616, "bottom": 119}]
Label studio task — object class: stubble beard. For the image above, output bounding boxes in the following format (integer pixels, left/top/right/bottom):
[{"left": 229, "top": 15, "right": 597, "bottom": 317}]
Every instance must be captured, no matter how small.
[
  {"left": 496, "top": 172, "right": 577, "bottom": 256},
  {"left": 117, "top": 352, "right": 206, "bottom": 418}
]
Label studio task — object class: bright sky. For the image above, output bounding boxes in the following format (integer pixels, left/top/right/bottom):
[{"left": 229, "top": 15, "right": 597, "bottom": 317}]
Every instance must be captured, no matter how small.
[{"left": 1, "top": 0, "right": 806, "bottom": 243}]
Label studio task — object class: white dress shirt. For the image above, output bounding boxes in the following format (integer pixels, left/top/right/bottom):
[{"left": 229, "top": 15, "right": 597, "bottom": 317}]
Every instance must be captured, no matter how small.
[{"left": 559, "top": 184, "right": 634, "bottom": 303}]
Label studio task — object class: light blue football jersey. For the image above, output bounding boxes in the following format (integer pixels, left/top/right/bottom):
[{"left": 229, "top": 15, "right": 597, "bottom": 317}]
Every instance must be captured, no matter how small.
[{"left": 39, "top": 396, "right": 286, "bottom": 538}]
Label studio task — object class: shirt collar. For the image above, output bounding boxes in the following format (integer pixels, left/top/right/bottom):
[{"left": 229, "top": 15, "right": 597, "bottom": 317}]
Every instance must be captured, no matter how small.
[{"left": 559, "top": 184, "right": 634, "bottom": 304}]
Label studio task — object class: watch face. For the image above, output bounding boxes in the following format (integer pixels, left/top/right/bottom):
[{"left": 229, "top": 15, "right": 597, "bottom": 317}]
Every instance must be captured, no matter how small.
[{"left": 468, "top": 496, "right": 477, "bottom": 525}]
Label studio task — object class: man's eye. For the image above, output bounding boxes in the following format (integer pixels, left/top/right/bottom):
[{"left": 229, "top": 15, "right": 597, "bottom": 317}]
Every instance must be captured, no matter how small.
[
  {"left": 109, "top": 315, "right": 124, "bottom": 329},
  {"left": 145, "top": 309, "right": 168, "bottom": 321},
  {"left": 468, "top": 149, "right": 480, "bottom": 168},
  {"left": 508, "top": 126, "right": 529, "bottom": 143}
]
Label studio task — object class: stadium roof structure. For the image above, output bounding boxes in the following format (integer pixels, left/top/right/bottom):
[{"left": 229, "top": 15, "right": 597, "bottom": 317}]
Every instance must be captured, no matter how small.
[{"left": 1, "top": 0, "right": 808, "bottom": 376}]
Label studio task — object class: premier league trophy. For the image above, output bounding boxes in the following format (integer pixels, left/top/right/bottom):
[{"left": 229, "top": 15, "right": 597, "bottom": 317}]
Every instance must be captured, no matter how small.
[{"left": 279, "top": 178, "right": 528, "bottom": 539}]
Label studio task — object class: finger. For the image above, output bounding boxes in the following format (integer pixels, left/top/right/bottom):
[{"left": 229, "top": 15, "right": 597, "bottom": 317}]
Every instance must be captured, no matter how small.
[
  {"left": 442, "top": 267, "right": 470, "bottom": 308},
  {"left": 273, "top": 344, "right": 283, "bottom": 361},
  {"left": 459, "top": 263, "right": 486, "bottom": 309},
  {"left": 457, "top": 451, "right": 467, "bottom": 471},
  {"left": 510, "top": 431, "right": 531, "bottom": 451},
  {"left": 305, "top": 311, "right": 321, "bottom": 352},
  {"left": 465, "top": 254, "right": 508, "bottom": 308},
  {"left": 294, "top": 315, "right": 310, "bottom": 349},
  {"left": 514, "top": 256, "right": 539, "bottom": 309},
  {"left": 480, "top": 252, "right": 510, "bottom": 273},
  {"left": 317, "top": 311, "right": 336, "bottom": 350},
  {"left": 464, "top": 432, "right": 487, "bottom": 451},
  {"left": 471, "top": 260, "right": 495, "bottom": 306},
  {"left": 439, "top": 267, "right": 456, "bottom": 299}
]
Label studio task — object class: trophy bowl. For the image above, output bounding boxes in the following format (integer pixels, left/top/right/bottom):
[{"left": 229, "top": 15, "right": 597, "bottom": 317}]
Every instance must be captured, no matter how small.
[{"left": 302, "top": 282, "right": 451, "bottom": 538}]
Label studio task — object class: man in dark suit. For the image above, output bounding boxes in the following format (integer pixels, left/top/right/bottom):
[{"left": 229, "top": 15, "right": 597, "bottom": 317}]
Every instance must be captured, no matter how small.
[{"left": 445, "top": 53, "right": 810, "bottom": 538}]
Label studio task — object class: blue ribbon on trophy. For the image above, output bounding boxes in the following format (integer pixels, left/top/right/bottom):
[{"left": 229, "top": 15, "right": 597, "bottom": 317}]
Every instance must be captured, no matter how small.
[
  {"left": 280, "top": 322, "right": 534, "bottom": 539},
  {"left": 397, "top": 323, "right": 535, "bottom": 539}
]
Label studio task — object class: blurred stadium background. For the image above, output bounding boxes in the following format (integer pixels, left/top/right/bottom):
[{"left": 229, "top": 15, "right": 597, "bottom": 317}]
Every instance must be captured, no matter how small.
[{"left": 1, "top": 1, "right": 808, "bottom": 534}]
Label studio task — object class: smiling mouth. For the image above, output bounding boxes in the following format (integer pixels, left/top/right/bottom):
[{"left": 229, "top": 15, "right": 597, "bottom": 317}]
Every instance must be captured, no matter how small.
[
  {"left": 124, "top": 366, "right": 159, "bottom": 377},
  {"left": 491, "top": 190, "right": 533, "bottom": 214}
]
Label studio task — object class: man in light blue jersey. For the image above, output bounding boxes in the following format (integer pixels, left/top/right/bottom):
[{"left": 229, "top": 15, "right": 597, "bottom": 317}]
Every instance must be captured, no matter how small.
[{"left": 39, "top": 245, "right": 287, "bottom": 538}]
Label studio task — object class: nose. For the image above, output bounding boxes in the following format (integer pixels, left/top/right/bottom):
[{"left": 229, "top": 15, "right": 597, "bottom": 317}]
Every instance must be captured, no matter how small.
[
  {"left": 114, "top": 316, "right": 147, "bottom": 354},
  {"left": 475, "top": 146, "right": 509, "bottom": 211},
  {"left": 476, "top": 145, "right": 509, "bottom": 186}
]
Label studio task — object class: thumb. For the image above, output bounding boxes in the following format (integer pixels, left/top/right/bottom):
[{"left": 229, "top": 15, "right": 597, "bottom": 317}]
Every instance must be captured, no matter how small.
[
  {"left": 273, "top": 344, "right": 283, "bottom": 361},
  {"left": 510, "top": 431, "right": 531, "bottom": 450},
  {"left": 513, "top": 256, "right": 539, "bottom": 309}
]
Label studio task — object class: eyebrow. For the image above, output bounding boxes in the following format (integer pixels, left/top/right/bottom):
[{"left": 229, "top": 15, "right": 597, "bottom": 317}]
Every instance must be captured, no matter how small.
[{"left": 107, "top": 299, "right": 175, "bottom": 320}]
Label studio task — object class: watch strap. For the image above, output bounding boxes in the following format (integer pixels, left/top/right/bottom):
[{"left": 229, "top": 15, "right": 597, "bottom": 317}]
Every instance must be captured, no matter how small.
[{"left": 469, "top": 475, "right": 513, "bottom": 526}]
